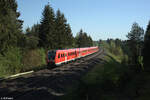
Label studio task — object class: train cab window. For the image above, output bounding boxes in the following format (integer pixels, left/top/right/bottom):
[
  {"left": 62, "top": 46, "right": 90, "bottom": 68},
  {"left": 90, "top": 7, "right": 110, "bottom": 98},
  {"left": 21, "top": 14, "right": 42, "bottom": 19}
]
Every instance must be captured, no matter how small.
[{"left": 48, "top": 50, "right": 56, "bottom": 60}]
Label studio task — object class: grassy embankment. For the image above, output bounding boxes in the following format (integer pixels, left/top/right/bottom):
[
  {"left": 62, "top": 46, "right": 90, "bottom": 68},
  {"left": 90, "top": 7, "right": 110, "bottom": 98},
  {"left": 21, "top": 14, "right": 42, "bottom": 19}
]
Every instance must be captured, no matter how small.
[
  {"left": 63, "top": 41, "right": 150, "bottom": 100},
  {"left": 0, "top": 47, "right": 46, "bottom": 78}
]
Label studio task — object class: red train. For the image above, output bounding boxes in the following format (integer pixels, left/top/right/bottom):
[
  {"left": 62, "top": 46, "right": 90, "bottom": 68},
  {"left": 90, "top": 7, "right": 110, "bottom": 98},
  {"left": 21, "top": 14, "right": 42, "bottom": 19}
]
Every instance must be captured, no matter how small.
[{"left": 46, "top": 46, "right": 99, "bottom": 66}]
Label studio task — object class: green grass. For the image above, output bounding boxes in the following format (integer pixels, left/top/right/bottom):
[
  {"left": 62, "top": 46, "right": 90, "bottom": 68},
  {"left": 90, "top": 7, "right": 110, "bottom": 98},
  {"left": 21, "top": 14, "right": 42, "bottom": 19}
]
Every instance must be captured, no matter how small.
[{"left": 83, "top": 56, "right": 121, "bottom": 85}]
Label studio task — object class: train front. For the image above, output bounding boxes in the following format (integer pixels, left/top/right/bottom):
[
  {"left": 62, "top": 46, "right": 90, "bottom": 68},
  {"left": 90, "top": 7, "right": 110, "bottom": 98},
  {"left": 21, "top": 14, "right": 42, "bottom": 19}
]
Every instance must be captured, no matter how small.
[{"left": 47, "top": 50, "right": 56, "bottom": 66}]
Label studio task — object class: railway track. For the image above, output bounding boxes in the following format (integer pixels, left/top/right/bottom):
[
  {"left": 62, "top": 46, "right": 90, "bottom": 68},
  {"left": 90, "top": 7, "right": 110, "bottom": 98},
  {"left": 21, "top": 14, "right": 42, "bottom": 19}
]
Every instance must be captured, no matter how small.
[{"left": 0, "top": 49, "right": 104, "bottom": 100}]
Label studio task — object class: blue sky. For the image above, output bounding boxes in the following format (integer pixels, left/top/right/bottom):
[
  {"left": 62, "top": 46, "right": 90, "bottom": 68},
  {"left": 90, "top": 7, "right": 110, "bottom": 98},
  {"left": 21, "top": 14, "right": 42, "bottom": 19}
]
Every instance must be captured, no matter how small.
[{"left": 17, "top": 0, "right": 150, "bottom": 40}]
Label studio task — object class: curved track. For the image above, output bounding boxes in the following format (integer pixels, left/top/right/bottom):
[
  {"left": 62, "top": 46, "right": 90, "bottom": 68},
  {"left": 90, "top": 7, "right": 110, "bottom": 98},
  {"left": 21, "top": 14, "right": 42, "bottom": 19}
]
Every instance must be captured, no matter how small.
[{"left": 0, "top": 49, "right": 105, "bottom": 100}]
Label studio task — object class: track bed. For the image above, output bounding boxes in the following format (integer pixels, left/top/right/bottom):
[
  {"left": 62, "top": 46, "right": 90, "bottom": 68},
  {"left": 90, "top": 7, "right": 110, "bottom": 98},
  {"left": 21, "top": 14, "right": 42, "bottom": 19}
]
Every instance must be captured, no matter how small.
[{"left": 0, "top": 50, "right": 105, "bottom": 100}]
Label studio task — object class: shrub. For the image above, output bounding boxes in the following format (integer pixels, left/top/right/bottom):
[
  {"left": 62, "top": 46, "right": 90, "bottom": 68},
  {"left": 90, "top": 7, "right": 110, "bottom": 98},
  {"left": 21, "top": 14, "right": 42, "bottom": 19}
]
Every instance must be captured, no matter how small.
[
  {"left": 0, "top": 47, "right": 23, "bottom": 77},
  {"left": 37, "top": 48, "right": 46, "bottom": 65},
  {"left": 22, "top": 48, "right": 46, "bottom": 71}
]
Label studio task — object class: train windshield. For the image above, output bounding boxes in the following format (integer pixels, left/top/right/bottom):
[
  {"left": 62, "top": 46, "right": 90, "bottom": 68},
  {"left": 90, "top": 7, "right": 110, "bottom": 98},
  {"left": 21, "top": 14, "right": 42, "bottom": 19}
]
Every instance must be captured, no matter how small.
[{"left": 48, "top": 50, "right": 56, "bottom": 60}]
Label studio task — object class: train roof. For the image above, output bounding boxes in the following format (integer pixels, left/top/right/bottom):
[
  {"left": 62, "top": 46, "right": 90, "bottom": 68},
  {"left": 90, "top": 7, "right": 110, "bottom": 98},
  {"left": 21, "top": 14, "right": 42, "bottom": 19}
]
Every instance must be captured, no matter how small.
[{"left": 48, "top": 46, "right": 98, "bottom": 52}]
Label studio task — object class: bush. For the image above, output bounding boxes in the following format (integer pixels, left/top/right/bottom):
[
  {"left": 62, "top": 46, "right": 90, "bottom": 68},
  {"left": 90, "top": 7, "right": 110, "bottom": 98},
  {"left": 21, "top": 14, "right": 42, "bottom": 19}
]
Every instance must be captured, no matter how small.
[
  {"left": 0, "top": 47, "right": 47, "bottom": 78},
  {"left": 22, "top": 48, "right": 46, "bottom": 71},
  {"left": 37, "top": 48, "right": 46, "bottom": 65},
  {"left": 0, "top": 47, "right": 23, "bottom": 77}
]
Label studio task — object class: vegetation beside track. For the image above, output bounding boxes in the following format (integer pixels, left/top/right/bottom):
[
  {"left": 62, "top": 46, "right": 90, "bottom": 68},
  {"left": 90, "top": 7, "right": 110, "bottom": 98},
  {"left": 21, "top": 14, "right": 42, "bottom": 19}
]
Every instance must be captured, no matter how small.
[
  {"left": 63, "top": 40, "right": 150, "bottom": 100},
  {"left": 0, "top": 48, "right": 46, "bottom": 78}
]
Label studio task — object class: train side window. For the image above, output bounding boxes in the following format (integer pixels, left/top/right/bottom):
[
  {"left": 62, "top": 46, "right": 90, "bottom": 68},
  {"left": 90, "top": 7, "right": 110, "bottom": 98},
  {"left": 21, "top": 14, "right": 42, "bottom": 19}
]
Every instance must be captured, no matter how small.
[{"left": 58, "top": 54, "right": 60, "bottom": 58}]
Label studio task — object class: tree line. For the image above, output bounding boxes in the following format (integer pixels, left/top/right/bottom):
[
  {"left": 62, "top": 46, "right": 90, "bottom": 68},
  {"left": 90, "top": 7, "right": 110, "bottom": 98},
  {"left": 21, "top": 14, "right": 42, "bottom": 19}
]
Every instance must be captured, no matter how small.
[
  {"left": 0, "top": 0, "right": 93, "bottom": 55},
  {"left": 23, "top": 4, "right": 93, "bottom": 50},
  {"left": 100, "top": 21, "right": 150, "bottom": 72}
]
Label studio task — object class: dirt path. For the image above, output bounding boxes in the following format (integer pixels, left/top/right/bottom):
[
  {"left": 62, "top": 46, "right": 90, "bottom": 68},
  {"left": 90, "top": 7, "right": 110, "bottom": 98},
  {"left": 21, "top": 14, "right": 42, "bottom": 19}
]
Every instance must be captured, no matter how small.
[{"left": 0, "top": 50, "right": 105, "bottom": 100}]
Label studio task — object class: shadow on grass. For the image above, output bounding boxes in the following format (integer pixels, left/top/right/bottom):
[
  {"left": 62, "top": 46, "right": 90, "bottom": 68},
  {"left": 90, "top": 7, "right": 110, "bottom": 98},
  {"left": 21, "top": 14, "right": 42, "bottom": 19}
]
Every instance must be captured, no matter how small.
[{"left": 62, "top": 54, "right": 131, "bottom": 100}]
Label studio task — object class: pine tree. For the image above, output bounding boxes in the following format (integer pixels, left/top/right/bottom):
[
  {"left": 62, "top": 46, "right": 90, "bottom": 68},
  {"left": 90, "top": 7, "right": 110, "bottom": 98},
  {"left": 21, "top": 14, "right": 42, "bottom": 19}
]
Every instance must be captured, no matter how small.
[
  {"left": 0, "top": 0, "right": 23, "bottom": 53},
  {"left": 126, "top": 22, "right": 144, "bottom": 67},
  {"left": 55, "top": 10, "right": 68, "bottom": 49},
  {"left": 143, "top": 21, "right": 150, "bottom": 71},
  {"left": 87, "top": 35, "right": 93, "bottom": 46},
  {"left": 38, "top": 4, "right": 55, "bottom": 49},
  {"left": 65, "top": 24, "right": 74, "bottom": 48},
  {"left": 76, "top": 29, "right": 84, "bottom": 47},
  {"left": 75, "top": 29, "right": 93, "bottom": 47},
  {"left": 26, "top": 24, "right": 40, "bottom": 37},
  {"left": 24, "top": 24, "right": 40, "bottom": 49}
]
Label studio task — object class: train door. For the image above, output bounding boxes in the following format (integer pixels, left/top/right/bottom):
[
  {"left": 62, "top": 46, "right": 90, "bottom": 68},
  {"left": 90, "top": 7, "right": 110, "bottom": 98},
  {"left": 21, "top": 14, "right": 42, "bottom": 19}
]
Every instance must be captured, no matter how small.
[
  {"left": 75, "top": 50, "right": 77, "bottom": 58},
  {"left": 56, "top": 52, "right": 61, "bottom": 65},
  {"left": 65, "top": 52, "right": 67, "bottom": 62},
  {"left": 79, "top": 48, "right": 81, "bottom": 58}
]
